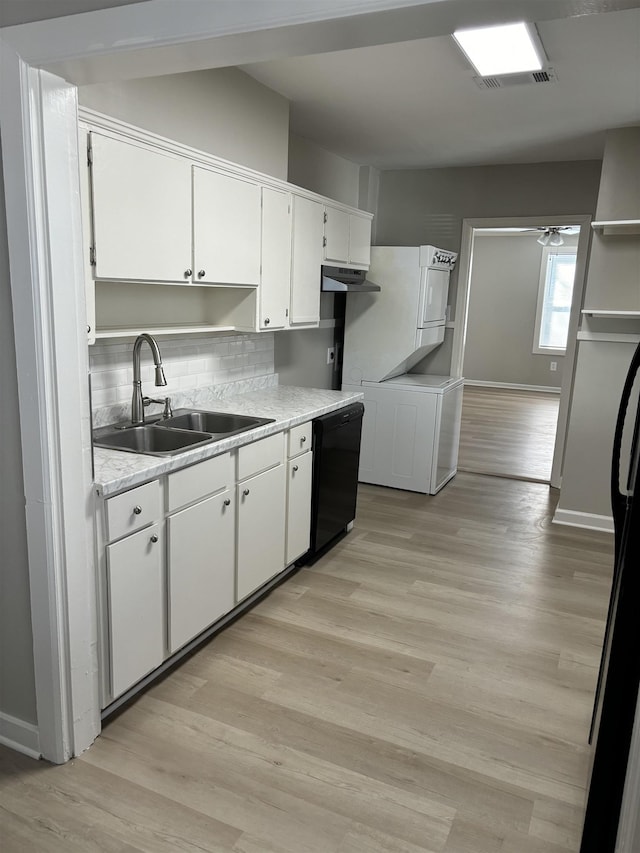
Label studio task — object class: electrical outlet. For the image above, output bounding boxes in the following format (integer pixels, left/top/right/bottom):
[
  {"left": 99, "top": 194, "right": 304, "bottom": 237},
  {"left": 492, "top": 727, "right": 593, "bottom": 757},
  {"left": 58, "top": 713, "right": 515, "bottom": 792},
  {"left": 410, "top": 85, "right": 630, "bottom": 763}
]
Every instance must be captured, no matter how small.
[
  {"left": 327, "top": 347, "right": 336, "bottom": 365},
  {"left": 550, "top": 361, "right": 557, "bottom": 372}
]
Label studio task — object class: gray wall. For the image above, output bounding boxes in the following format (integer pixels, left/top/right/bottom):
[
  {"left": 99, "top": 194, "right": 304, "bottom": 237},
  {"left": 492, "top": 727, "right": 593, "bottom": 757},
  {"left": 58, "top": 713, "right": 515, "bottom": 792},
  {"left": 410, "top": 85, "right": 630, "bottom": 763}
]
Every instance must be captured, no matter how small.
[
  {"left": 0, "top": 143, "right": 38, "bottom": 726},
  {"left": 462, "top": 233, "right": 580, "bottom": 388},
  {"left": 79, "top": 68, "right": 290, "bottom": 179},
  {"left": 376, "top": 160, "right": 601, "bottom": 377},
  {"left": 288, "top": 134, "right": 360, "bottom": 206},
  {"left": 558, "top": 127, "right": 640, "bottom": 519}
]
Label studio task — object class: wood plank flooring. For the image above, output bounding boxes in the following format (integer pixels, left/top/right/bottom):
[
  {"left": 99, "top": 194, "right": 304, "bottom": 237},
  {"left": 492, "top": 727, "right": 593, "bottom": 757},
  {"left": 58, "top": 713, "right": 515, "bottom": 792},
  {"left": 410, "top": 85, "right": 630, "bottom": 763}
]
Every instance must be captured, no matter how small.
[
  {"left": 0, "top": 474, "right": 613, "bottom": 852},
  {"left": 458, "top": 386, "right": 560, "bottom": 483}
]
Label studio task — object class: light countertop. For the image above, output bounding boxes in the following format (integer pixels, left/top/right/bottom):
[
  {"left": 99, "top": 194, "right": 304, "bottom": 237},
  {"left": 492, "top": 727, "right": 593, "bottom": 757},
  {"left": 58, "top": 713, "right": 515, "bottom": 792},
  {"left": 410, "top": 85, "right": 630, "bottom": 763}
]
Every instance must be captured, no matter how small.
[{"left": 94, "top": 385, "right": 364, "bottom": 497}]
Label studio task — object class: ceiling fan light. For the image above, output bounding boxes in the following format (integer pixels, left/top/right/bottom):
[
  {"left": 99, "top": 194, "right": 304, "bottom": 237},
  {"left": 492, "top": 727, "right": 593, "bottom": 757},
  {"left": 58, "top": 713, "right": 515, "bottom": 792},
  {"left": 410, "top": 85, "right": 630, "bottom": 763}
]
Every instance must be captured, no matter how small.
[
  {"left": 537, "top": 232, "right": 551, "bottom": 246},
  {"left": 452, "top": 22, "right": 545, "bottom": 77},
  {"left": 549, "top": 231, "right": 564, "bottom": 246}
]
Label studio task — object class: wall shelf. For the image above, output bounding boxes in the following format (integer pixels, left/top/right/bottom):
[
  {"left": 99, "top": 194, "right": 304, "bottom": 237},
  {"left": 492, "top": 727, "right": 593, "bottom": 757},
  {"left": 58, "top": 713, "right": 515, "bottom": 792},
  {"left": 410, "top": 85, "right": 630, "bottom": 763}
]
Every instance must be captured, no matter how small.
[
  {"left": 95, "top": 323, "right": 236, "bottom": 340},
  {"left": 591, "top": 220, "right": 640, "bottom": 236},
  {"left": 581, "top": 310, "right": 640, "bottom": 319}
]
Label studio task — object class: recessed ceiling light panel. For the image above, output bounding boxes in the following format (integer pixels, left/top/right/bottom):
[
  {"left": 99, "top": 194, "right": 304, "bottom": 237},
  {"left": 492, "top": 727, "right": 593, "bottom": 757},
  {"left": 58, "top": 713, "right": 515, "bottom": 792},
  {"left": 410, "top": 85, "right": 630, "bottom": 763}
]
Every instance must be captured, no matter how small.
[{"left": 453, "top": 22, "right": 546, "bottom": 77}]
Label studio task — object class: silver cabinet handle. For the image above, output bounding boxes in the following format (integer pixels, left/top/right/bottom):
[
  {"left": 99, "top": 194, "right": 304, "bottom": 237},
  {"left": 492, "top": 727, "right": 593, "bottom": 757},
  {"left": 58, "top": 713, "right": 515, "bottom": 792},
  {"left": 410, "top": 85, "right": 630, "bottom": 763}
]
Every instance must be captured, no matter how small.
[
  {"left": 223, "top": 498, "right": 231, "bottom": 506},
  {"left": 243, "top": 489, "right": 250, "bottom": 496},
  {"left": 293, "top": 465, "right": 299, "bottom": 472},
  {"left": 198, "top": 269, "right": 206, "bottom": 278},
  {"left": 150, "top": 534, "right": 158, "bottom": 543},
  {"left": 133, "top": 505, "right": 142, "bottom": 515},
  {"left": 184, "top": 269, "right": 192, "bottom": 277}
]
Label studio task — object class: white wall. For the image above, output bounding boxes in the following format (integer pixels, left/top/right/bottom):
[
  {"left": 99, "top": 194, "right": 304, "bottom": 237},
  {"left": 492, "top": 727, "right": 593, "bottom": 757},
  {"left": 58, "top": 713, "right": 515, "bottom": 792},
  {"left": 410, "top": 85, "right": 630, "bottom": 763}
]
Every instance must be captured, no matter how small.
[
  {"left": 79, "top": 67, "right": 290, "bottom": 179},
  {"left": 0, "top": 143, "right": 38, "bottom": 727},
  {"left": 462, "top": 233, "right": 579, "bottom": 388},
  {"left": 558, "top": 127, "right": 640, "bottom": 521}
]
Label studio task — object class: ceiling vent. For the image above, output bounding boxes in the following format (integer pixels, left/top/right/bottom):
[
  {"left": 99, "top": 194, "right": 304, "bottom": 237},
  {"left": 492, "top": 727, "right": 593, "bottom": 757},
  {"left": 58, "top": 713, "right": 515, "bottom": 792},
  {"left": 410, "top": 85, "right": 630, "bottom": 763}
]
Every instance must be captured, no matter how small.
[{"left": 473, "top": 67, "right": 558, "bottom": 90}]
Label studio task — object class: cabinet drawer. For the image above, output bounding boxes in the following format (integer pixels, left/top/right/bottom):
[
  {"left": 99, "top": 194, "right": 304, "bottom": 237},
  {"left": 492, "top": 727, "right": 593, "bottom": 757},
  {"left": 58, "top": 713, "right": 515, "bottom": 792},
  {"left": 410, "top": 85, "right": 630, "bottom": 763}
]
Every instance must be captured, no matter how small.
[
  {"left": 167, "top": 453, "right": 231, "bottom": 513},
  {"left": 106, "top": 480, "right": 161, "bottom": 542},
  {"left": 287, "top": 422, "right": 311, "bottom": 458},
  {"left": 237, "top": 432, "right": 284, "bottom": 481}
]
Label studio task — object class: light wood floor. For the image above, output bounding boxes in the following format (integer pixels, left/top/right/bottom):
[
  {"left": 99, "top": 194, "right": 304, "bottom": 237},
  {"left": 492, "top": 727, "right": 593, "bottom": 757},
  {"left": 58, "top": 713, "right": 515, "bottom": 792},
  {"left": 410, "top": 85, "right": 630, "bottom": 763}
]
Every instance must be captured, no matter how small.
[
  {"left": 0, "top": 474, "right": 613, "bottom": 852},
  {"left": 458, "top": 386, "right": 561, "bottom": 483}
]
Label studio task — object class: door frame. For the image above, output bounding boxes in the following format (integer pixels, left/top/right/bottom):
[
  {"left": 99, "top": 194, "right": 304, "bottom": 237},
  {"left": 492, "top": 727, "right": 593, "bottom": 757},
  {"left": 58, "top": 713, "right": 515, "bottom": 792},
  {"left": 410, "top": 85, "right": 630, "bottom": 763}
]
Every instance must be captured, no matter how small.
[{"left": 452, "top": 215, "right": 592, "bottom": 489}]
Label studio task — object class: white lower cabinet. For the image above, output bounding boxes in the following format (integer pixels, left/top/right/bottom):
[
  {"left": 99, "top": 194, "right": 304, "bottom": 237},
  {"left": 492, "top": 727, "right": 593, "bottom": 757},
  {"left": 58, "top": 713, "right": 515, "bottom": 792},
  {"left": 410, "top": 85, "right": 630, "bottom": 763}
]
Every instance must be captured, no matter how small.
[
  {"left": 107, "top": 522, "right": 164, "bottom": 699},
  {"left": 237, "top": 463, "right": 286, "bottom": 601},
  {"left": 286, "top": 451, "right": 312, "bottom": 565},
  {"left": 99, "top": 424, "right": 314, "bottom": 706},
  {"left": 167, "top": 488, "right": 235, "bottom": 653}
]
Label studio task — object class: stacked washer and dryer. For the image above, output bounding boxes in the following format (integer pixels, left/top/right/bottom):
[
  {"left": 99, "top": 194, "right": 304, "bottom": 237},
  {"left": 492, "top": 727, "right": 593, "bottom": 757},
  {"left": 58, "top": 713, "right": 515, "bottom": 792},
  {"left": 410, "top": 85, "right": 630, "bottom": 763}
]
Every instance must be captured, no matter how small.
[{"left": 341, "top": 245, "right": 463, "bottom": 495}]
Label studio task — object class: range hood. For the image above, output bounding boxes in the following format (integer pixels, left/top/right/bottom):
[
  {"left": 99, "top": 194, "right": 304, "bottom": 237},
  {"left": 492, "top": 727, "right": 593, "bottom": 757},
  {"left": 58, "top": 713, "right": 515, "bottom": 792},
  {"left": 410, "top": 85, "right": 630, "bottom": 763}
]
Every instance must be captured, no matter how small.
[{"left": 321, "top": 265, "right": 381, "bottom": 293}]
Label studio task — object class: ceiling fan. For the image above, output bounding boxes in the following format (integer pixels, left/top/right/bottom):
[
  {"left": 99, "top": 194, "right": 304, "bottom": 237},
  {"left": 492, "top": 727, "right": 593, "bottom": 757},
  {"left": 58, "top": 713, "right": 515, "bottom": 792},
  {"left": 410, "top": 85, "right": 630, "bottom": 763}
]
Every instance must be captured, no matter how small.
[{"left": 523, "top": 225, "right": 580, "bottom": 246}]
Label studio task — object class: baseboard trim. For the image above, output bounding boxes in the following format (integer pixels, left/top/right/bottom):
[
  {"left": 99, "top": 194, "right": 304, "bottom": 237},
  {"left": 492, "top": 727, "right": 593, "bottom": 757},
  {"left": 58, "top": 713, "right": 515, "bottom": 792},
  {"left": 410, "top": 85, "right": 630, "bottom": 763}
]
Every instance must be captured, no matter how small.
[
  {"left": 552, "top": 508, "right": 614, "bottom": 533},
  {"left": 464, "top": 380, "right": 561, "bottom": 394},
  {"left": 0, "top": 711, "right": 41, "bottom": 759}
]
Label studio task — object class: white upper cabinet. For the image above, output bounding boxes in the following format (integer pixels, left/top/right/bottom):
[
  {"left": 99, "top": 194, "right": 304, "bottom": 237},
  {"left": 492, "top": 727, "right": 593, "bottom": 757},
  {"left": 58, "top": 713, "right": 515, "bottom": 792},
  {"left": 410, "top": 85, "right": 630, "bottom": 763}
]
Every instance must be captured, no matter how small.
[
  {"left": 290, "top": 196, "right": 324, "bottom": 327},
  {"left": 324, "top": 204, "right": 372, "bottom": 267},
  {"left": 348, "top": 214, "right": 372, "bottom": 267},
  {"left": 260, "top": 187, "right": 292, "bottom": 330},
  {"left": 89, "top": 132, "right": 192, "bottom": 283},
  {"left": 193, "top": 166, "right": 261, "bottom": 286},
  {"left": 323, "top": 206, "right": 350, "bottom": 265}
]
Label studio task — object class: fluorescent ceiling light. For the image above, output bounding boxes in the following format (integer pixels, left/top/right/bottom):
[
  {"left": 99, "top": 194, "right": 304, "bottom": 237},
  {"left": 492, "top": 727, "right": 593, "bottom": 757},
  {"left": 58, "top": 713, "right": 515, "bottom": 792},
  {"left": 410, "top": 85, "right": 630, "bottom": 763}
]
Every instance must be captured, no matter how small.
[{"left": 453, "top": 22, "right": 545, "bottom": 77}]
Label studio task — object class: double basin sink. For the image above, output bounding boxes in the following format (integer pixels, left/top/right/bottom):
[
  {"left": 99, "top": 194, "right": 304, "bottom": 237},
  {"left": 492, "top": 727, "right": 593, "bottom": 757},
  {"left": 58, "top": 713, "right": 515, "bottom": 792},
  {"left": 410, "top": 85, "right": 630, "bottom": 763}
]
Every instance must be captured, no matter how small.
[{"left": 93, "top": 409, "right": 275, "bottom": 457}]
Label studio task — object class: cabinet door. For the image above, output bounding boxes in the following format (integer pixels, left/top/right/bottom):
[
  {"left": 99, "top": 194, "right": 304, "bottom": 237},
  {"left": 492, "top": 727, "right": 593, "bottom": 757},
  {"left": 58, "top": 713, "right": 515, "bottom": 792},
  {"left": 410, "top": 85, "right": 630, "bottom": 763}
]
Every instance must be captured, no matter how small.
[
  {"left": 290, "top": 196, "right": 323, "bottom": 327},
  {"left": 323, "top": 206, "right": 350, "bottom": 265},
  {"left": 286, "top": 450, "right": 312, "bottom": 565},
  {"left": 107, "top": 522, "right": 164, "bottom": 699},
  {"left": 90, "top": 132, "right": 192, "bottom": 283},
  {"left": 260, "top": 187, "right": 291, "bottom": 330},
  {"left": 237, "top": 464, "right": 286, "bottom": 601},
  {"left": 193, "top": 167, "right": 261, "bottom": 286},
  {"left": 167, "top": 490, "right": 235, "bottom": 653},
  {"left": 349, "top": 215, "right": 372, "bottom": 267}
]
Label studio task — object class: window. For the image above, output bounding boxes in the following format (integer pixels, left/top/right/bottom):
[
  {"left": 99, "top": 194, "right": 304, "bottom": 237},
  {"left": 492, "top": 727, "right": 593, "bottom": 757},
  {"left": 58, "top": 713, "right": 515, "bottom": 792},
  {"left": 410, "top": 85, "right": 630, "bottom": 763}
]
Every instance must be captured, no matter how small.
[{"left": 533, "top": 246, "right": 577, "bottom": 355}]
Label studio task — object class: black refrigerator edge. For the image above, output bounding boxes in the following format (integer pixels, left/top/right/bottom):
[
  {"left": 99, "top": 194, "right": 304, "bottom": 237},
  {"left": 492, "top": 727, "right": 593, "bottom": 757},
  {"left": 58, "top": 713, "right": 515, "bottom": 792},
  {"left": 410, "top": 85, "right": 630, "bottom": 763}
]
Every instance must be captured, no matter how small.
[{"left": 580, "top": 340, "right": 640, "bottom": 852}]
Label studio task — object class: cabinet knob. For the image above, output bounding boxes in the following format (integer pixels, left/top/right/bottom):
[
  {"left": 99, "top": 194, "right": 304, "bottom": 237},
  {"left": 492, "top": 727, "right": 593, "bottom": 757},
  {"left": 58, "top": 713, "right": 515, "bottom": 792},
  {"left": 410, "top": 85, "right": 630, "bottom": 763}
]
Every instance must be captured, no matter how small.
[
  {"left": 184, "top": 269, "right": 192, "bottom": 278},
  {"left": 264, "top": 318, "right": 270, "bottom": 325},
  {"left": 198, "top": 269, "right": 206, "bottom": 278},
  {"left": 223, "top": 498, "right": 231, "bottom": 506},
  {"left": 293, "top": 465, "right": 299, "bottom": 472},
  {"left": 87, "top": 324, "right": 91, "bottom": 334},
  {"left": 150, "top": 534, "right": 158, "bottom": 543},
  {"left": 243, "top": 489, "right": 250, "bottom": 496},
  {"left": 301, "top": 436, "right": 307, "bottom": 443},
  {"left": 133, "top": 505, "right": 142, "bottom": 515}
]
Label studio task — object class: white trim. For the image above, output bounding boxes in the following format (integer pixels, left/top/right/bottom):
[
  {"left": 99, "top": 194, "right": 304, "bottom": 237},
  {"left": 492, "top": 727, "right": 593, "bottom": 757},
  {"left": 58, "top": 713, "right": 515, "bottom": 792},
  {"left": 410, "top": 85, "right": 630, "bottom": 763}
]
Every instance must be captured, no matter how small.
[
  {"left": 552, "top": 508, "right": 614, "bottom": 533},
  {"left": 0, "top": 712, "right": 41, "bottom": 760},
  {"left": 577, "top": 332, "right": 640, "bottom": 344},
  {"left": 582, "top": 310, "right": 640, "bottom": 319},
  {"left": 452, "top": 215, "right": 592, "bottom": 491},
  {"left": 464, "top": 380, "right": 561, "bottom": 394},
  {"left": 592, "top": 219, "right": 640, "bottom": 236},
  {"left": 0, "top": 51, "right": 99, "bottom": 762}
]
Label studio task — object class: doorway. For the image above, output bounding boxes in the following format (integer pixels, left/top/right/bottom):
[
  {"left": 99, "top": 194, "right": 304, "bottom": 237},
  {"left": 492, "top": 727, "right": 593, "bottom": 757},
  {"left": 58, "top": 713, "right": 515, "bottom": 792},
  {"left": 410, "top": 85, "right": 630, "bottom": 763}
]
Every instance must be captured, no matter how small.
[{"left": 451, "top": 217, "right": 592, "bottom": 487}]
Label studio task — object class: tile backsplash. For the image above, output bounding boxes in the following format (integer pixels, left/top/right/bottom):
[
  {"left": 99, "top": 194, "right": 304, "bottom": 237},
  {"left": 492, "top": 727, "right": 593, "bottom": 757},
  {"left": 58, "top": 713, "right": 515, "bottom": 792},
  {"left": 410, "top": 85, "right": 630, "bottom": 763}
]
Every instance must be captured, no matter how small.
[{"left": 90, "top": 332, "right": 275, "bottom": 416}]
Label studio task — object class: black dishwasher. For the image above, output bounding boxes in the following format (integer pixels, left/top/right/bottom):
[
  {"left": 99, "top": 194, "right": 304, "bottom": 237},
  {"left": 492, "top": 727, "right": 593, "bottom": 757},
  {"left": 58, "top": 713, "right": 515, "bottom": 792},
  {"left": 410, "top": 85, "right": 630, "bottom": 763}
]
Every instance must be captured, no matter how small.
[{"left": 308, "top": 402, "right": 364, "bottom": 560}]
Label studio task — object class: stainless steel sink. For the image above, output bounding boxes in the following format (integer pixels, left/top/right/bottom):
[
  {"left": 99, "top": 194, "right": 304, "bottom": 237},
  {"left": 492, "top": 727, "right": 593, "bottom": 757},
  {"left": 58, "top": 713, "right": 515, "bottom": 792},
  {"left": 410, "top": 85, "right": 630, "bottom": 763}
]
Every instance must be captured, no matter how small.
[
  {"left": 93, "top": 424, "right": 214, "bottom": 456},
  {"left": 158, "top": 409, "right": 274, "bottom": 438}
]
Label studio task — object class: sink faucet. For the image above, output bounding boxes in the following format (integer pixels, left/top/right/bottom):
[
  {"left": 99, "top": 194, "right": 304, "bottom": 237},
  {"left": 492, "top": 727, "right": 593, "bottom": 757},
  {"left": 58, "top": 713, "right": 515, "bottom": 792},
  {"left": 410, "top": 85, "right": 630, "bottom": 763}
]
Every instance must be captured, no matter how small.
[{"left": 131, "top": 333, "right": 167, "bottom": 425}]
